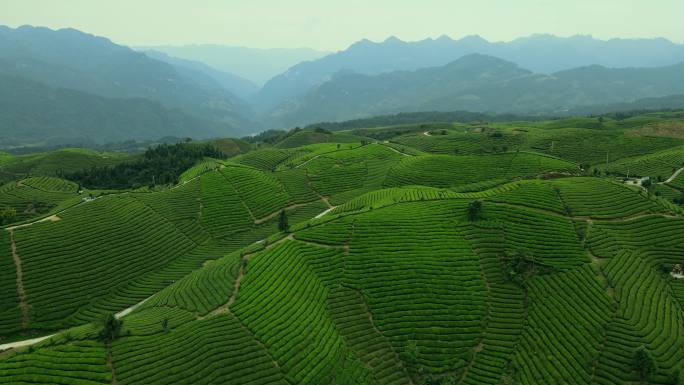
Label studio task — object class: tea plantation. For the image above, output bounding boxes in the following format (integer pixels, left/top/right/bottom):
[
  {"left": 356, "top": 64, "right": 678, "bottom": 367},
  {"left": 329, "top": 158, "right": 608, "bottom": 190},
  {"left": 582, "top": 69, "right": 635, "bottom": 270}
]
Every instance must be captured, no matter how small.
[{"left": 3, "top": 112, "right": 684, "bottom": 385}]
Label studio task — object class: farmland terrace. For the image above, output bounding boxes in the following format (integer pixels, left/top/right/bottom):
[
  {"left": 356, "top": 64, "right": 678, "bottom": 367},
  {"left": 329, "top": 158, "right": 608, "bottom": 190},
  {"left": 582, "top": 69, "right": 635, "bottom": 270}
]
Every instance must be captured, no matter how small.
[{"left": 2, "top": 113, "right": 684, "bottom": 385}]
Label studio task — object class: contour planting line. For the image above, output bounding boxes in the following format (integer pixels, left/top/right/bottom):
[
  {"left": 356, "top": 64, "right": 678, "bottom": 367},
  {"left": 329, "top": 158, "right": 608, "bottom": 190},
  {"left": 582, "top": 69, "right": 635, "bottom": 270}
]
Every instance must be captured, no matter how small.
[{"left": 8, "top": 229, "right": 29, "bottom": 329}]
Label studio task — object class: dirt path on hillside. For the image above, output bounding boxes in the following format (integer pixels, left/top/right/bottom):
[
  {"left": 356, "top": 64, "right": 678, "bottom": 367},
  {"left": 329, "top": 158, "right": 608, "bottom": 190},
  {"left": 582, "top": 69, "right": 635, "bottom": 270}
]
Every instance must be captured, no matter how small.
[
  {"left": 0, "top": 335, "right": 55, "bottom": 352},
  {"left": 294, "top": 237, "right": 349, "bottom": 252},
  {"left": 662, "top": 166, "right": 684, "bottom": 184},
  {"left": 253, "top": 195, "right": 336, "bottom": 224},
  {"left": 5, "top": 215, "right": 61, "bottom": 231},
  {"left": 0, "top": 295, "right": 152, "bottom": 352},
  {"left": 583, "top": 221, "right": 615, "bottom": 299},
  {"left": 586, "top": 217, "right": 618, "bottom": 383},
  {"left": 170, "top": 170, "right": 208, "bottom": 190},
  {"left": 320, "top": 196, "right": 333, "bottom": 208},
  {"left": 198, "top": 235, "right": 296, "bottom": 320},
  {"left": 346, "top": 284, "right": 415, "bottom": 385},
  {"left": 314, "top": 206, "right": 337, "bottom": 219},
  {"left": 253, "top": 203, "right": 307, "bottom": 225},
  {"left": 229, "top": 235, "right": 294, "bottom": 307},
  {"left": 114, "top": 297, "right": 152, "bottom": 319},
  {"left": 381, "top": 144, "right": 412, "bottom": 157},
  {"left": 294, "top": 154, "right": 325, "bottom": 169},
  {"left": 294, "top": 146, "right": 362, "bottom": 170},
  {"left": 8, "top": 230, "right": 29, "bottom": 329},
  {"left": 106, "top": 343, "right": 119, "bottom": 385},
  {"left": 202, "top": 234, "right": 349, "bottom": 320}
]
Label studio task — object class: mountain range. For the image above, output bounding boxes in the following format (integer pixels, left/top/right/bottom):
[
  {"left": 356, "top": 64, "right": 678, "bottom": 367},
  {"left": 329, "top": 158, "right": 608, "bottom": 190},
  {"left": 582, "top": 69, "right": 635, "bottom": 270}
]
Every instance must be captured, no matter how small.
[
  {"left": 266, "top": 54, "right": 684, "bottom": 127},
  {"left": 142, "top": 50, "right": 260, "bottom": 100},
  {"left": 255, "top": 34, "right": 684, "bottom": 111},
  {"left": 0, "top": 25, "right": 253, "bottom": 143},
  {"left": 2, "top": 25, "right": 684, "bottom": 146},
  {"left": 138, "top": 44, "right": 330, "bottom": 85},
  {"left": 0, "top": 73, "right": 226, "bottom": 147}
]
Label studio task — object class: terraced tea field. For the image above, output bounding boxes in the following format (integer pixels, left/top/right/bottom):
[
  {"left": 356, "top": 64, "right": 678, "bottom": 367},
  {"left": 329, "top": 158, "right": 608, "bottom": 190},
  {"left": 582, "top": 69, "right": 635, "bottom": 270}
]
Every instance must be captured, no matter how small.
[{"left": 3, "top": 112, "right": 684, "bottom": 385}]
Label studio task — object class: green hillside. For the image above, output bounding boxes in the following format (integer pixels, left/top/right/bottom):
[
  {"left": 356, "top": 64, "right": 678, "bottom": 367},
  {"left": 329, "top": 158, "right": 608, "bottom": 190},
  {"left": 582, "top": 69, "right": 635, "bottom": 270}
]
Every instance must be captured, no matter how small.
[
  {"left": 3, "top": 112, "right": 684, "bottom": 385},
  {"left": 0, "top": 148, "right": 130, "bottom": 183}
]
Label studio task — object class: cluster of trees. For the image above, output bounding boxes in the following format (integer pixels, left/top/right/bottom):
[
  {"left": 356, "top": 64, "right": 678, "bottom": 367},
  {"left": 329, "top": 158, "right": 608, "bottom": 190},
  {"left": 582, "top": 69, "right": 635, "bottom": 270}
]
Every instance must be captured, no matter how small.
[
  {"left": 673, "top": 194, "right": 684, "bottom": 205},
  {"left": 242, "top": 129, "right": 289, "bottom": 145},
  {"left": 0, "top": 206, "right": 16, "bottom": 225},
  {"left": 67, "top": 142, "right": 225, "bottom": 189},
  {"left": 352, "top": 123, "right": 452, "bottom": 141},
  {"left": 98, "top": 313, "right": 123, "bottom": 343},
  {"left": 302, "top": 111, "right": 539, "bottom": 132},
  {"left": 502, "top": 250, "right": 555, "bottom": 287},
  {"left": 5, "top": 138, "right": 186, "bottom": 157},
  {"left": 630, "top": 345, "right": 682, "bottom": 384},
  {"left": 242, "top": 126, "right": 333, "bottom": 147},
  {"left": 399, "top": 340, "right": 458, "bottom": 385},
  {"left": 278, "top": 210, "right": 289, "bottom": 232}
]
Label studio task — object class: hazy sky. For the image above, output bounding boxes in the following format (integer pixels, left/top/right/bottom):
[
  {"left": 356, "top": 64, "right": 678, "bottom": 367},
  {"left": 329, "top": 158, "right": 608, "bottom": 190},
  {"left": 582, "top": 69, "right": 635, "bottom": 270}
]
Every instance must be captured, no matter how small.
[{"left": 1, "top": 0, "right": 682, "bottom": 51}]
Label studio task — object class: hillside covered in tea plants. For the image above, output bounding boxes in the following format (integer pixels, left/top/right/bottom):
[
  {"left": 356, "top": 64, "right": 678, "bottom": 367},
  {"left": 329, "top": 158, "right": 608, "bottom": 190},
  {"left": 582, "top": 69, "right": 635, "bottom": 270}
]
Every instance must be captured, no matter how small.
[{"left": 2, "top": 111, "right": 684, "bottom": 385}]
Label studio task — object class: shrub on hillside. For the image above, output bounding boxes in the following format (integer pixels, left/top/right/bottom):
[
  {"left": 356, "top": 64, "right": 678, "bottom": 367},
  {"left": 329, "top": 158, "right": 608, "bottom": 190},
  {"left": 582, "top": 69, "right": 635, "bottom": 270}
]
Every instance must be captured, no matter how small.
[{"left": 98, "top": 313, "right": 123, "bottom": 343}]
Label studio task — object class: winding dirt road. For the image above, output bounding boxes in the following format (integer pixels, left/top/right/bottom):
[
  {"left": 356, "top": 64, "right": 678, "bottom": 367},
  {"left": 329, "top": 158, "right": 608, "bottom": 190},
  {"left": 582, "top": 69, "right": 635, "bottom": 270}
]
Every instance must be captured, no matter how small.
[
  {"left": 663, "top": 166, "right": 684, "bottom": 184},
  {"left": 0, "top": 296, "right": 151, "bottom": 352}
]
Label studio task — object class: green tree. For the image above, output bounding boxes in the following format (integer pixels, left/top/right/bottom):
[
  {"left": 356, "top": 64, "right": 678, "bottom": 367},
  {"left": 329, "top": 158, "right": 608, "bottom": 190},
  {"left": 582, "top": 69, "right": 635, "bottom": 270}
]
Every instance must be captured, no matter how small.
[
  {"left": 467, "top": 200, "right": 482, "bottom": 221},
  {"left": 98, "top": 313, "right": 123, "bottom": 343},
  {"left": 502, "top": 250, "right": 555, "bottom": 287},
  {"left": 278, "top": 210, "right": 289, "bottom": 232},
  {"left": 400, "top": 340, "right": 419, "bottom": 370},
  {"left": 632, "top": 345, "right": 656, "bottom": 381},
  {"left": 0, "top": 206, "right": 16, "bottom": 225}
]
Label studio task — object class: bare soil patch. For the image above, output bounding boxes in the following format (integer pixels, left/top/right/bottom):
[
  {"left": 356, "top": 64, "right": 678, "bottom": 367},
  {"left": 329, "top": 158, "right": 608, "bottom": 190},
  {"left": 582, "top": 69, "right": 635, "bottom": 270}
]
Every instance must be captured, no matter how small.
[{"left": 627, "top": 121, "right": 684, "bottom": 139}]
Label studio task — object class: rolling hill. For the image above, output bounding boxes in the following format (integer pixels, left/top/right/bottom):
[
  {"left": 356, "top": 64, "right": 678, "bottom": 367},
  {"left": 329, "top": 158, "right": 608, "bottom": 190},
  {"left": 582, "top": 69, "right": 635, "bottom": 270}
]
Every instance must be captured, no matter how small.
[{"left": 2, "top": 112, "right": 684, "bottom": 384}]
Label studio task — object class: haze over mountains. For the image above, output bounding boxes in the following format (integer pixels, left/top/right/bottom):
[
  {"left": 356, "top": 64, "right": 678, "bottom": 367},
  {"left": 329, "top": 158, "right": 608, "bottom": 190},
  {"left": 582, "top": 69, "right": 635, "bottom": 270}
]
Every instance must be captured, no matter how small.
[
  {"left": 268, "top": 55, "right": 684, "bottom": 126},
  {"left": 0, "top": 25, "right": 252, "bottom": 145},
  {"left": 254, "top": 34, "right": 684, "bottom": 111},
  {"left": 2, "top": 25, "right": 684, "bottom": 146},
  {"left": 138, "top": 44, "right": 330, "bottom": 86}
]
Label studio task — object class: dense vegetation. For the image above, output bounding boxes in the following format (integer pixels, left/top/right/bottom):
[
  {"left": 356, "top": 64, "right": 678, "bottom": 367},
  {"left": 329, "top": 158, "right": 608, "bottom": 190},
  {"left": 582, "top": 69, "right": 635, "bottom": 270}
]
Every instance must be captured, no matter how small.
[
  {"left": 3, "top": 111, "right": 684, "bottom": 385},
  {"left": 66, "top": 142, "right": 226, "bottom": 189},
  {"left": 304, "top": 111, "right": 540, "bottom": 132}
]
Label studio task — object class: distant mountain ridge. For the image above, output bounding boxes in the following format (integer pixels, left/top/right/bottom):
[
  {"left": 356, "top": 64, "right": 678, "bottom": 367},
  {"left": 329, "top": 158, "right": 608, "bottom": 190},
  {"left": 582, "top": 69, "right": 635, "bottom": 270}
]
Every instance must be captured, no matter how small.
[
  {"left": 0, "top": 25, "right": 253, "bottom": 131},
  {"left": 265, "top": 54, "right": 684, "bottom": 127},
  {"left": 2, "top": 25, "right": 684, "bottom": 142},
  {"left": 0, "top": 73, "right": 226, "bottom": 147},
  {"left": 142, "top": 50, "right": 260, "bottom": 99},
  {"left": 255, "top": 34, "right": 684, "bottom": 111}
]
